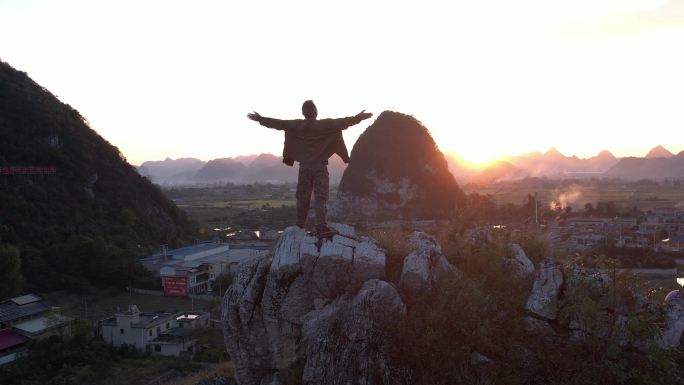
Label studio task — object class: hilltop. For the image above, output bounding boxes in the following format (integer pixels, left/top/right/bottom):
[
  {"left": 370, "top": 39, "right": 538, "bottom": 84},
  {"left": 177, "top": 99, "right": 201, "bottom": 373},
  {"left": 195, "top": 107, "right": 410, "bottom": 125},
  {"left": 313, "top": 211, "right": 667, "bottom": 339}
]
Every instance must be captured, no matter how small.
[{"left": 0, "top": 60, "right": 197, "bottom": 292}]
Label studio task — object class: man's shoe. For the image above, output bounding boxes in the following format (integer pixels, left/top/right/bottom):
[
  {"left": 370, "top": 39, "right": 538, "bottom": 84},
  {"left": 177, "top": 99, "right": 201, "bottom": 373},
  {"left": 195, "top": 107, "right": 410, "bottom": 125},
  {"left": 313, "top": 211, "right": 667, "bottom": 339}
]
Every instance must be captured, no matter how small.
[{"left": 313, "top": 224, "right": 336, "bottom": 239}]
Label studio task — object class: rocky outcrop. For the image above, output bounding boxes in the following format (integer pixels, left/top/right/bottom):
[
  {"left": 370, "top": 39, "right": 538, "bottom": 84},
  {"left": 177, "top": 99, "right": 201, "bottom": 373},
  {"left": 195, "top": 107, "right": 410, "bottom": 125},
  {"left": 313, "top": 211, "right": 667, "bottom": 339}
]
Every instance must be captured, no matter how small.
[
  {"left": 223, "top": 224, "right": 400, "bottom": 385},
  {"left": 523, "top": 259, "right": 680, "bottom": 349},
  {"left": 525, "top": 259, "right": 564, "bottom": 320},
  {"left": 500, "top": 243, "right": 534, "bottom": 277},
  {"left": 329, "top": 111, "right": 465, "bottom": 222},
  {"left": 399, "top": 232, "right": 462, "bottom": 298},
  {"left": 222, "top": 226, "right": 460, "bottom": 385},
  {"left": 301, "top": 279, "right": 406, "bottom": 385},
  {"left": 661, "top": 289, "right": 684, "bottom": 348}
]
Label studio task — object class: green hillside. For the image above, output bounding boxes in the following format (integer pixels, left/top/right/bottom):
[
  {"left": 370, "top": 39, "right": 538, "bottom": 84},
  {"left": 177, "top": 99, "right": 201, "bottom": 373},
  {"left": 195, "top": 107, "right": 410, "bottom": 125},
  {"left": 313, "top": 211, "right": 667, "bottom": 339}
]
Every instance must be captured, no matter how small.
[{"left": 0, "top": 60, "right": 197, "bottom": 292}]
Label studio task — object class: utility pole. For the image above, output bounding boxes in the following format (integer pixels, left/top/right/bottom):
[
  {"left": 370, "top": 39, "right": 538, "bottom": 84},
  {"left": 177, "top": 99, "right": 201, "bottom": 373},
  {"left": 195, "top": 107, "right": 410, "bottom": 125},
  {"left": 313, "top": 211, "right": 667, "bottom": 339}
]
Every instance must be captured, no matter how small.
[{"left": 535, "top": 192, "right": 539, "bottom": 227}]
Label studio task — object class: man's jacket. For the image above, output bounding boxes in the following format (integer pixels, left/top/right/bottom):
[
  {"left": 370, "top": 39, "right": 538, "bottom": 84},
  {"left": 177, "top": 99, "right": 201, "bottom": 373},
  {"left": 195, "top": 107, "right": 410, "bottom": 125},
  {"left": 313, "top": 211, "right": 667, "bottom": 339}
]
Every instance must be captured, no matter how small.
[{"left": 257, "top": 116, "right": 364, "bottom": 166}]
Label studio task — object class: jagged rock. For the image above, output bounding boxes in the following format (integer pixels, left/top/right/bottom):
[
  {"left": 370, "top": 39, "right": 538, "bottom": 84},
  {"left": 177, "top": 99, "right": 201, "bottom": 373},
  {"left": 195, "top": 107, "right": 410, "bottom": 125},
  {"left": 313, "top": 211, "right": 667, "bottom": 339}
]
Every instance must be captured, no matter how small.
[
  {"left": 660, "top": 289, "right": 684, "bottom": 348},
  {"left": 301, "top": 279, "right": 406, "bottom": 385},
  {"left": 525, "top": 259, "right": 564, "bottom": 320},
  {"left": 501, "top": 243, "right": 534, "bottom": 277},
  {"left": 222, "top": 256, "right": 273, "bottom": 385},
  {"left": 523, "top": 261, "right": 668, "bottom": 350},
  {"left": 223, "top": 224, "right": 389, "bottom": 385},
  {"left": 399, "top": 231, "right": 462, "bottom": 297}
]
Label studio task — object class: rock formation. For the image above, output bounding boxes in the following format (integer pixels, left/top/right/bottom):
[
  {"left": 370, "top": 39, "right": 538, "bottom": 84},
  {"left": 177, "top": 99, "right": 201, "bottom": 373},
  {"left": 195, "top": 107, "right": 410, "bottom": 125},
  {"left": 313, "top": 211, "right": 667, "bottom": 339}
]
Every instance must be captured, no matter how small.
[
  {"left": 399, "top": 232, "right": 462, "bottom": 298},
  {"left": 525, "top": 259, "right": 564, "bottom": 321},
  {"left": 329, "top": 111, "right": 465, "bottom": 222},
  {"left": 661, "top": 289, "right": 684, "bottom": 348},
  {"left": 501, "top": 243, "right": 535, "bottom": 277},
  {"left": 223, "top": 228, "right": 682, "bottom": 384},
  {"left": 523, "top": 258, "right": 682, "bottom": 349},
  {"left": 222, "top": 224, "right": 458, "bottom": 385}
]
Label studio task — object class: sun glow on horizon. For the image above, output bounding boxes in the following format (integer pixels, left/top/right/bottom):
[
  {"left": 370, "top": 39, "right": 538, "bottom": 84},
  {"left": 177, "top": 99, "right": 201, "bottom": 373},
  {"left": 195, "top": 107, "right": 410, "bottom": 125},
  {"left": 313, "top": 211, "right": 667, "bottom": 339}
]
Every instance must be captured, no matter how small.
[{"left": 1, "top": 0, "right": 683, "bottom": 165}]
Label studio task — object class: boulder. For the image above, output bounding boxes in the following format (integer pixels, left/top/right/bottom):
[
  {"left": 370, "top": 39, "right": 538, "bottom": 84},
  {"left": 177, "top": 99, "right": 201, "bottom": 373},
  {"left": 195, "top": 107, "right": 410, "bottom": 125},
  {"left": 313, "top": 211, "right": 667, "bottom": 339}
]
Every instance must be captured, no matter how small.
[
  {"left": 660, "top": 289, "right": 684, "bottom": 348},
  {"left": 501, "top": 243, "right": 534, "bottom": 277},
  {"left": 301, "top": 279, "right": 406, "bottom": 385},
  {"left": 399, "top": 231, "right": 462, "bottom": 297},
  {"left": 525, "top": 259, "right": 564, "bottom": 320}
]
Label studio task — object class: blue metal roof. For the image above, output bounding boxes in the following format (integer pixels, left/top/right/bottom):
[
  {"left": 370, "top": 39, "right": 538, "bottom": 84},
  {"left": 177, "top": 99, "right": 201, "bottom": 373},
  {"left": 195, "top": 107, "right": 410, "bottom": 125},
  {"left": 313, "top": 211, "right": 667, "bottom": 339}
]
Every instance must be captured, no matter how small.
[
  {"left": 0, "top": 300, "right": 48, "bottom": 323},
  {"left": 140, "top": 242, "right": 230, "bottom": 261}
]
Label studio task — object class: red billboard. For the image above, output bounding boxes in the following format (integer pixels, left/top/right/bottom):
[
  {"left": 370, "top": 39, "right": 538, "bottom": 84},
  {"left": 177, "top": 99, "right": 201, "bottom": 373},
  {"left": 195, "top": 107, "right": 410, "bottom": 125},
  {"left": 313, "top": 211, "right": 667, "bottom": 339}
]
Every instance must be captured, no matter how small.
[{"left": 164, "top": 276, "right": 188, "bottom": 297}]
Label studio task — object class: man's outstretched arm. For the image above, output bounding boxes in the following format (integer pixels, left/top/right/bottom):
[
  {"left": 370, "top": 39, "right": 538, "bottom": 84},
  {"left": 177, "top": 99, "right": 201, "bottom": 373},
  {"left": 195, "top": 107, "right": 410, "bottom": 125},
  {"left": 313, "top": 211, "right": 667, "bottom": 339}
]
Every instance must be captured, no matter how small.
[
  {"left": 247, "top": 111, "right": 296, "bottom": 130},
  {"left": 320, "top": 110, "right": 373, "bottom": 132}
]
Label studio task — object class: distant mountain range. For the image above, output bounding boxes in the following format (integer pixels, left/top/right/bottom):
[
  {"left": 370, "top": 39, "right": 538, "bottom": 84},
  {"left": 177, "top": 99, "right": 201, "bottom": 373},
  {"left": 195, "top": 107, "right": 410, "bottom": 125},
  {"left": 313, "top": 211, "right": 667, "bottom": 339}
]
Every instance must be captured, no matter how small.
[
  {"left": 447, "top": 145, "right": 684, "bottom": 183},
  {"left": 139, "top": 146, "right": 683, "bottom": 186},
  {"left": 138, "top": 153, "right": 347, "bottom": 185}
]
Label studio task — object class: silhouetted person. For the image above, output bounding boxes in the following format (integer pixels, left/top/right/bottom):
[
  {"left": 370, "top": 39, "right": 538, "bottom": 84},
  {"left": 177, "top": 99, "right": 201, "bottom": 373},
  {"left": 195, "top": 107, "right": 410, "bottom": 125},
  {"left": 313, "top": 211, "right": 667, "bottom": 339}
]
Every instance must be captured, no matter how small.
[{"left": 248, "top": 100, "right": 372, "bottom": 236}]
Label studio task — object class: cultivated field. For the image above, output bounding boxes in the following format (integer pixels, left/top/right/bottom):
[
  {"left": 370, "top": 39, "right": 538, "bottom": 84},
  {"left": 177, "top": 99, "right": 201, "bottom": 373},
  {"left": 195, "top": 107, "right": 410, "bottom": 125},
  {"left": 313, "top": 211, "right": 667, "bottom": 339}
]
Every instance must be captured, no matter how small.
[{"left": 466, "top": 182, "right": 684, "bottom": 211}]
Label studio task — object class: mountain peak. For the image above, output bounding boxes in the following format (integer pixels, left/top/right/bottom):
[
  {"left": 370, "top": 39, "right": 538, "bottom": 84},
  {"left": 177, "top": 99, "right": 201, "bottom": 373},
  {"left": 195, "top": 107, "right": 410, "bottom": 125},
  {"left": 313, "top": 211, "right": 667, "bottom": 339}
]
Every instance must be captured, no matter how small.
[
  {"left": 544, "top": 147, "right": 566, "bottom": 159},
  {"left": 596, "top": 150, "right": 616, "bottom": 159},
  {"left": 645, "top": 145, "right": 673, "bottom": 159}
]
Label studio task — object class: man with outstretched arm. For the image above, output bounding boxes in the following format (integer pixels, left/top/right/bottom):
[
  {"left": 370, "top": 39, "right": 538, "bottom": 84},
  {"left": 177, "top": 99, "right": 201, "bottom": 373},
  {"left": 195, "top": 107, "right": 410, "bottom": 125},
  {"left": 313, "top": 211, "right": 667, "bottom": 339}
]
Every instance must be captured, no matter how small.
[{"left": 247, "top": 100, "right": 372, "bottom": 237}]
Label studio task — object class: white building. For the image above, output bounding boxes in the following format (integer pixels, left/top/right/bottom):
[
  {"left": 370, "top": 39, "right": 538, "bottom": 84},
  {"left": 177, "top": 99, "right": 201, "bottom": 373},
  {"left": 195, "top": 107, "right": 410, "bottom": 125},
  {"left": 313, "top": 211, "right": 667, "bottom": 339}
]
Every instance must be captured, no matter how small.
[
  {"left": 98, "top": 305, "right": 207, "bottom": 357},
  {"left": 142, "top": 241, "right": 269, "bottom": 295}
]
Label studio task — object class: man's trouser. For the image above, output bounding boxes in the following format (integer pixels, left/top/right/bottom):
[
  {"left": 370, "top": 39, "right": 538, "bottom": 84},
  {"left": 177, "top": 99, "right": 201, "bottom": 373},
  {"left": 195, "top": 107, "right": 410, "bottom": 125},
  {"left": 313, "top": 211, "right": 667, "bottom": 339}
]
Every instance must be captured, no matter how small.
[{"left": 296, "top": 162, "right": 329, "bottom": 228}]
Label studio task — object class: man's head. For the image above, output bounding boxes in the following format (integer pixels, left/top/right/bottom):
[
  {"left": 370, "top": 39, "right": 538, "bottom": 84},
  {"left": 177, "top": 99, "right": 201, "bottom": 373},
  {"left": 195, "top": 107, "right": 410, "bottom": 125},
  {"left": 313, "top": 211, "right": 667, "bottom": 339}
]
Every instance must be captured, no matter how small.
[{"left": 302, "top": 100, "right": 318, "bottom": 120}]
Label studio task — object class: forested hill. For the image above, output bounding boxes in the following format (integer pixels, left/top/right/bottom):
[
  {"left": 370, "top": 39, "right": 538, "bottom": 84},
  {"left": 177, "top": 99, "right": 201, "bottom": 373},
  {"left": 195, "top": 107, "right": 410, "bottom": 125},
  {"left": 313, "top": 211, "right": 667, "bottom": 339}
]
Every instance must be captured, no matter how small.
[{"left": 0, "top": 60, "right": 197, "bottom": 293}]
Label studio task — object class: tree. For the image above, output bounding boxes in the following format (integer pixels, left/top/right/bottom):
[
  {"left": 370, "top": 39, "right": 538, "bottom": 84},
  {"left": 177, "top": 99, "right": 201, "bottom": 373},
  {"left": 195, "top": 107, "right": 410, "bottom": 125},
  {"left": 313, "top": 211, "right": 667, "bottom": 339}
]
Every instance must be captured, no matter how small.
[
  {"left": 584, "top": 203, "right": 595, "bottom": 215},
  {"left": 0, "top": 244, "right": 23, "bottom": 298}
]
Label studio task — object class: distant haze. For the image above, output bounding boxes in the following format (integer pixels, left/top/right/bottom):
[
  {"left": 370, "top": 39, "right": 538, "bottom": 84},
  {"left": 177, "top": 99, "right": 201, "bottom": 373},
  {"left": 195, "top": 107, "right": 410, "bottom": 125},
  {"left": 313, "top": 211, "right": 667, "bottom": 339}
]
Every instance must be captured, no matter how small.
[{"left": 1, "top": 0, "right": 683, "bottom": 164}]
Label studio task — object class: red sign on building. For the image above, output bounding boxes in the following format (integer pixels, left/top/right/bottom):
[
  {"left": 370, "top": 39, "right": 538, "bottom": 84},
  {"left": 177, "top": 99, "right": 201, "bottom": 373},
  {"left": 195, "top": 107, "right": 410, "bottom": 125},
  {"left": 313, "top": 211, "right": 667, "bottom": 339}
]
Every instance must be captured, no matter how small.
[{"left": 164, "top": 276, "right": 188, "bottom": 297}]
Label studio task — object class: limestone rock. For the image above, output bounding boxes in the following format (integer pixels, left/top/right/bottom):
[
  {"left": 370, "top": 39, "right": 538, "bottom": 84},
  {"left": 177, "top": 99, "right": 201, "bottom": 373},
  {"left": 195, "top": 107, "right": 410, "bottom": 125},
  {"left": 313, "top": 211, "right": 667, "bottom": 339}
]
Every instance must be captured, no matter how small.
[
  {"left": 222, "top": 224, "right": 389, "bottom": 385},
  {"left": 301, "top": 279, "right": 406, "bottom": 385},
  {"left": 399, "top": 231, "right": 462, "bottom": 297},
  {"left": 525, "top": 259, "right": 564, "bottom": 320},
  {"left": 222, "top": 256, "right": 273, "bottom": 385},
  {"left": 501, "top": 243, "right": 534, "bottom": 277},
  {"left": 660, "top": 289, "right": 684, "bottom": 348}
]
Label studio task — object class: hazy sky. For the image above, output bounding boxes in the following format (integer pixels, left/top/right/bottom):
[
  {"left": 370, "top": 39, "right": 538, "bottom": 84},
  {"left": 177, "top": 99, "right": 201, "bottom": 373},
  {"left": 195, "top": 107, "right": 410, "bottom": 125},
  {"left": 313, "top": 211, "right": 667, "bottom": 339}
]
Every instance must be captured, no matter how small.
[{"left": 1, "top": 0, "right": 683, "bottom": 165}]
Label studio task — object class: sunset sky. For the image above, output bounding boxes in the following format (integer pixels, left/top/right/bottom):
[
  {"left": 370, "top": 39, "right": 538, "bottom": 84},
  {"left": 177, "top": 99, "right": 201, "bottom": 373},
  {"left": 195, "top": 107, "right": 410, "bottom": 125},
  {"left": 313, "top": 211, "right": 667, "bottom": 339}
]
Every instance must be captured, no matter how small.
[{"left": 1, "top": 0, "right": 683, "bottom": 165}]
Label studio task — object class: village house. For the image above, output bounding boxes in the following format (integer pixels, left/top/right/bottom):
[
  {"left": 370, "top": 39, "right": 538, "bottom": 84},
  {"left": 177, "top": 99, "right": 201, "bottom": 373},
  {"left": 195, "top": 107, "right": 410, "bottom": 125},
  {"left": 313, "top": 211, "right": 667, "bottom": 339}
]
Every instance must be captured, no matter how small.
[
  {"left": 98, "top": 305, "right": 209, "bottom": 357},
  {"left": 0, "top": 294, "right": 72, "bottom": 366},
  {"left": 570, "top": 232, "right": 607, "bottom": 253},
  {"left": 566, "top": 217, "right": 610, "bottom": 232}
]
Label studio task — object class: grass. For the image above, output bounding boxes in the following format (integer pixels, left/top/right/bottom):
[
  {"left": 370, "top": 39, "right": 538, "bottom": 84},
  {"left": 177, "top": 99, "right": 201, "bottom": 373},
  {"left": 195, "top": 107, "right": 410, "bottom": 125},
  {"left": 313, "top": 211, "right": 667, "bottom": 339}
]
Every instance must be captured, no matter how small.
[{"left": 98, "top": 356, "right": 202, "bottom": 385}]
